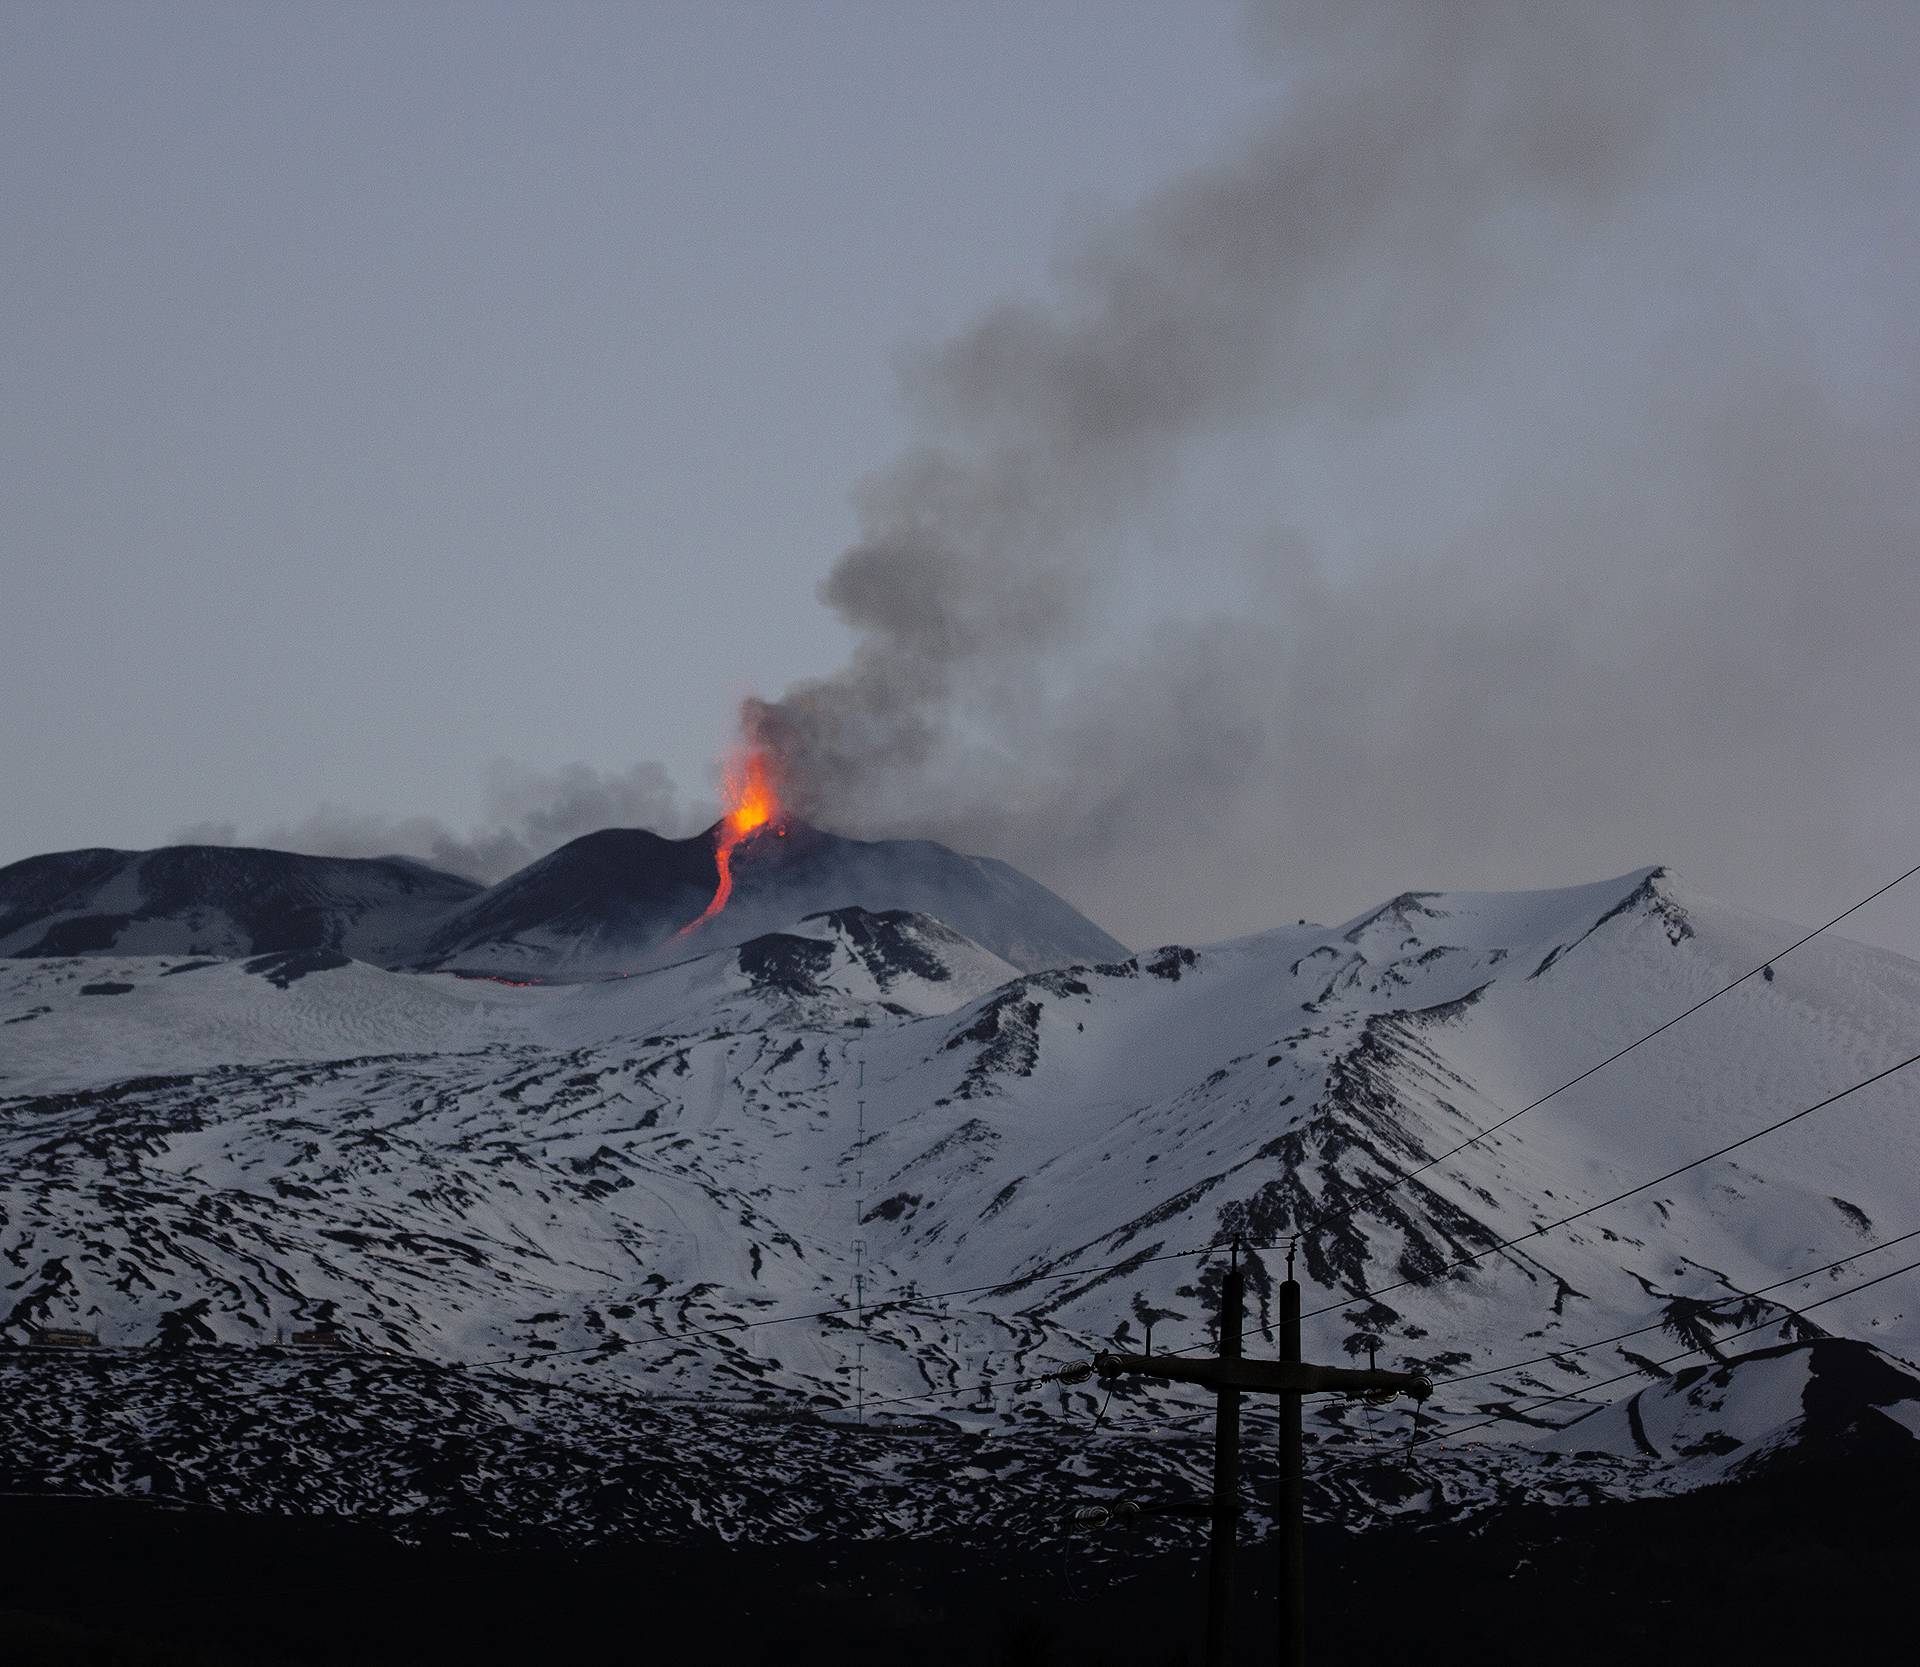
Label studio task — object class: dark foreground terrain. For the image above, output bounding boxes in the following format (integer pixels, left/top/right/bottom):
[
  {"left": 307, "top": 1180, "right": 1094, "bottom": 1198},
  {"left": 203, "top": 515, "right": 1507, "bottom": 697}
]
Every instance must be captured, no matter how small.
[{"left": 2, "top": 1442, "right": 1912, "bottom": 1667}]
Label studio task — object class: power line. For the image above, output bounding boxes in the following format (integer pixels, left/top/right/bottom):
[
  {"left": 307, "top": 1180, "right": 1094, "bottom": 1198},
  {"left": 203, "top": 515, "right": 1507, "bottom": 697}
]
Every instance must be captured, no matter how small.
[
  {"left": 1285, "top": 1048, "right": 1920, "bottom": 1324},
  {"left": 478, "top": 1160, "right": 1920, "bottom": 1438},
  {"left": 469, "top": 1159, "right": 1920, "bottom": 1456},
  {"left": 1065, "top": 872, "right": 1920, "bottom": 1371},
  {"left": 1431, "top": 1220, "right": 1920, "bottom": 1391},
  {"left": 1127, "top": 1047, "right": 1919, "bottom": 1370},
  {"left": 443, "top": 1252, "right": 1920, "bottom": 1514},
  {"left": 469, "top": 866, "right": 1920, "bottom": 1387},
  {"left": 475, "top": 1045, "right": 1918, "bottom": 1393},
  {"left": 858, "top": 1042, "right": 1920, "bottom": 1415},
  {"left": 1313, "top": 1248, "right": 1920, "bottom": 1481},
  {"left": 860, "top": 1369, "right": 1058, "bottom": 1414},
  {"left": 846, "top": 1233, "right": 1920, "bottom": 1460},
  {"left": 1151, "top": 1219, "right": 1920, "bottom": 1422},
  {"left": 1295, "top": 859, "right": 1920, "bottom": 1240}
]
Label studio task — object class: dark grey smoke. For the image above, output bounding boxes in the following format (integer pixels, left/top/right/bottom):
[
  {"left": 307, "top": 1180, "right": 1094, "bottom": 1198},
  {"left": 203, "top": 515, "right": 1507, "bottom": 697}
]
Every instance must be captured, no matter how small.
[
  {"left": 749, "top": 0, "right": 1920, "bottom": 947},
  {"left": 172, "top": 760, "right": 689, "bottom": 883}
]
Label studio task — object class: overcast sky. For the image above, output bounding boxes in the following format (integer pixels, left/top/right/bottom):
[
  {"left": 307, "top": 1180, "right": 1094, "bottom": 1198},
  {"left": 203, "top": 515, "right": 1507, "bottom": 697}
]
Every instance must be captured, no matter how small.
[{"left": 5, "top": 2, "right": 1917, "bottom": 957}]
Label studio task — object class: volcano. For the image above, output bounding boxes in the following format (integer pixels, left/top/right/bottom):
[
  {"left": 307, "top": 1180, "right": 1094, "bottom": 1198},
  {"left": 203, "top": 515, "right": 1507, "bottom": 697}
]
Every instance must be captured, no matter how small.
[
  {"left": 5, "top": 859, "right": 1918, "bottom": 1551},
  {"left": 410, "top": 816, "right": 1127, "bottom": 976},
  {"left": 0, "top": 820, "right": 1126, "bottom": 979}
]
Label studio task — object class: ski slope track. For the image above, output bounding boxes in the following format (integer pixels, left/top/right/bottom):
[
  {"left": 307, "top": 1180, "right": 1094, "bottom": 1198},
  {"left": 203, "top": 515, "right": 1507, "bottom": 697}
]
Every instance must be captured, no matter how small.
[{"left": 3, "top": 848, "right": 1918, "bottom": 1546}]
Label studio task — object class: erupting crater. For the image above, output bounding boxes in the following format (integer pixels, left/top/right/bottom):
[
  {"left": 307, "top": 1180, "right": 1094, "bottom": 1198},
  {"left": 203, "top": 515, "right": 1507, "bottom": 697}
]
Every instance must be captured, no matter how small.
[{"left": 680, "top": 748, "right": 788, "bottom": 934}]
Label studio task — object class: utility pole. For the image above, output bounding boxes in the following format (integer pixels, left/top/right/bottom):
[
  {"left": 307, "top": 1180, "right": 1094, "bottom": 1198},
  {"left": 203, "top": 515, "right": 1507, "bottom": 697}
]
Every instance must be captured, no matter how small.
[
  {"left": 1278, "top": 1243, "right": 1305, "bottom": 1667},
  {"left": 1206, "top": 1250, "right": 1245, "bottom": 1667},
  {"left": 1095, "top": 1244, "right": 1429, "bottom": 1667}
]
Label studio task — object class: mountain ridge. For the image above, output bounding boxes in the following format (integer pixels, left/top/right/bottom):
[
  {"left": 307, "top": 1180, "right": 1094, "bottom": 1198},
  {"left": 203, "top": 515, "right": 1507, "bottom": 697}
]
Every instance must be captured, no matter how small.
[
  {"left": 0, "top": 820, "right": 1126, "bottom": 977},
  {"left": 2, "top": 861, "right": 1916, "bottom": 1542}
]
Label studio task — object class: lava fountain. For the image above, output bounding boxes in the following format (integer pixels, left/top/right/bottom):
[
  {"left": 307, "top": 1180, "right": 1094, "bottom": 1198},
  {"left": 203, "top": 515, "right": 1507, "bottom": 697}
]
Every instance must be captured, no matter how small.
[{"left": 679, "top": 748, "right": 785, "bottom": 933}]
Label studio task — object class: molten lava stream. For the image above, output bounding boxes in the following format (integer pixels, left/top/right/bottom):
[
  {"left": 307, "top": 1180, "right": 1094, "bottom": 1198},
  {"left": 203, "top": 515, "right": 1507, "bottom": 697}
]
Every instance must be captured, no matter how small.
[{"left": 680, "top": 749, "right": 781, "bottom": 934}]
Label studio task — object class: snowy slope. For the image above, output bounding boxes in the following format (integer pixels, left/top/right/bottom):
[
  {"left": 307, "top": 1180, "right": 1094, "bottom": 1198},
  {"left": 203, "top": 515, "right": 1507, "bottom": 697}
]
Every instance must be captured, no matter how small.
[
  {"left": 1534, "top": 1336, "right": 1920, "bottom": 1475},
  {"left": 410, "top": 819, "right": 1126, "bottom": 975},
  {"left": 0, "top": 845, "right": 479, "bottom": 962},
  {"left": 0, "top": 907, "right": 1019, "bottom": 1092},
  {"left": 2, "top": 863, "right": 1917, "bottom": 1539},
  {"left": 0, "top": 823, "right": 1124, "bottom": 978}
]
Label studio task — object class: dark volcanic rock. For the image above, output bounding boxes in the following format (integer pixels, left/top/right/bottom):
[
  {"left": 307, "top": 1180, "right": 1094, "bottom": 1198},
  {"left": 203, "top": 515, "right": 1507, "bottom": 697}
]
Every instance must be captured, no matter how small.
[
  {"left": 737, "top": 932, "right": 839, "bottom": 994},
  {"left": 412, "top": 828, "right": 716, "bottom": 974},
  {"left": 416, "top": 819, "right": 1125, "bottom": 976},
  {"left": 243, "top": 949, "right": 353, "bottom": 988},
  {"left": 1, "top": 823, "right": 1124, "bottom": 979},
  {"left": 0, "top": 846, "right": 482, "bottom": 963}
]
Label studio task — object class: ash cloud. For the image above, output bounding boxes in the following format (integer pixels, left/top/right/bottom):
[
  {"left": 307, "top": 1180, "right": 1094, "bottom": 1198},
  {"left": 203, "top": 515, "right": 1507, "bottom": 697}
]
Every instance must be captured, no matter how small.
[
  {"left": 750, "top": 0, "right": 1920, "bottom": 947},
  {"left": 173, "top": 761, "right": 690, "bottom": 883}
]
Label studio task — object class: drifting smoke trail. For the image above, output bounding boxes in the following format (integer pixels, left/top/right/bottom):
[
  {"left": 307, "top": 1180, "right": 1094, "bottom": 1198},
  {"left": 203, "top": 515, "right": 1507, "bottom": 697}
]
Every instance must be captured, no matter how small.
[
  {"left": 174, "top": 760, "right": 690, "bottom": 883},
  {"left": 745, "top": 0, "right": 1920, "bottom": 945}
]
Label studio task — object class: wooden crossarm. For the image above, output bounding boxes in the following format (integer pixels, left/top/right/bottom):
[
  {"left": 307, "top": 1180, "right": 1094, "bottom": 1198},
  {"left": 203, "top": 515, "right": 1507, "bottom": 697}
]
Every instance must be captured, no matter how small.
[{"left": 1094, "top": 1350, "right": 1431, "bottom": 1401}]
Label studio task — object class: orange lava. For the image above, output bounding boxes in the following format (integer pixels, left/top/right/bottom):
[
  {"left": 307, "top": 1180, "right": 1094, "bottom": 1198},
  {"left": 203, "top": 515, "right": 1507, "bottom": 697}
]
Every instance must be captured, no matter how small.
[{"left": 680, "top": 748, "right": 783, "bottom": 933}]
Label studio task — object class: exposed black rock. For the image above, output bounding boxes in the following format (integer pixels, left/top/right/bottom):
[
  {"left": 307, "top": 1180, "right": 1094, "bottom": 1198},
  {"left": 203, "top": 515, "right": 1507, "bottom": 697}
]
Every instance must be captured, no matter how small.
[
  {"left": 1, "top": 824, "right": 1124, "bottom": 979},
  {"left": 415, "top": 818, "right": 1123, "bottom": 976},
  {"left": 737, "top": 933, "right": 839, "bottom": 994},
  {"left": 242, "top": 949, "right": 352, "bottom": 988},
  {"left": 0, "top": 846, "right": 482, "bottom": 963}
]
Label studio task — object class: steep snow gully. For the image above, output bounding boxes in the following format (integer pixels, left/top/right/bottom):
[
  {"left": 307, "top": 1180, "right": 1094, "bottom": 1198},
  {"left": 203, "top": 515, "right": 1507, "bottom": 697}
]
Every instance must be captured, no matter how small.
[{"left": 3, "top": 835, "right": 1919, "bottom": 1544}]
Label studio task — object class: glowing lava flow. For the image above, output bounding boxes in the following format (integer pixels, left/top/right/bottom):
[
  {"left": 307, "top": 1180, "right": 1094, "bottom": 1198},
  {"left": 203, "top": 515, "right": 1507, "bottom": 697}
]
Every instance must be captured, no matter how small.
[{"left": 680, "top": 749, "right": 783, "bottom": 934}]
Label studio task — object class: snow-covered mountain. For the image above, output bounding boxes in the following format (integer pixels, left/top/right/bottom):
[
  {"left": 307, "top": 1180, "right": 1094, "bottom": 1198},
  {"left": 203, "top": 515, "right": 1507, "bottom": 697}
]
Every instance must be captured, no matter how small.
[
  {"left": 0, "top": 821, "right": 1125, "bottom": 978},
  {"left": 0, "top": 845, "right": 480, "bottom": 962},
  {"left": 2, "top": 860, "right": 1917, "bottom": 1541},
  {"left": 408, "top": 819, "right": 1128, "bottom": 975}
]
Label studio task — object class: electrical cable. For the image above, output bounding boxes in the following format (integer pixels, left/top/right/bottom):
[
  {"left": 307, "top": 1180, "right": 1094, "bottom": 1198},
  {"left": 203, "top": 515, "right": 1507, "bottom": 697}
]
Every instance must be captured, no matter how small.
[
  {"left": 837, "top": 1252, "right": 1920, "bottom": 1536},
  {"left": 859, "top": 1369, "right": 1056, "bottom": 1414},
  {"left": 469, "top": 866, "right": 1920, "bottom": 1392},
  {"left": 1057, "top": 873, "right": 1920, "bottom": 1369},
  {"left": 1430, "top": 1219, "right": 1920, "bottom": 1391},
  {"left": 1129, "top": 1047, "right": 1920, "bottom": 1372},
  {"left": 1058, "top": 1381, "right": 1118, "bottom": 1484},
  {"left": 1145, "top": 1217, "right": 1920, "bottom": 1428},
  {"left": 1098, "top": 1044, "right": 1920, "bottom": 1390},
  {"left": 458, "top": 1205, "right": 1920, "bottom": 1501},
  {"left": 478, "top": 1200, "right": 1920, "bottom": 1448},
  {"left": 1292, "top": 859, "right": 1920, "bottom": 1241},
  {"left": 1313, "top": 1247, "right": 1920, "bottom": 1481},
  {"left": 1100, "top": 1183, "right": 1920, "bottom": 1517},
  {"left": 495, "top": 1235, "right": 1920, "bottom": 1489},
  {"left": 471, "top": 1040, "right": 1917, "bottom": 1440},
  {"left": 1276, "top": 1048, "right": 1920, "bottom": 1327}
]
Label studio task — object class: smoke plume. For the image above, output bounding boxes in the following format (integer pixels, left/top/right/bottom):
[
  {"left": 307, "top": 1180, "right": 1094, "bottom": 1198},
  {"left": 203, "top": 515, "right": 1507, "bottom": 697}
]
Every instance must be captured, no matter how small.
[
  {"left": 747, "top": 0, "right": 1920, "bottom": 947},
  {"left": 173, "top": 760, "right": 689, "bottom": 883}
]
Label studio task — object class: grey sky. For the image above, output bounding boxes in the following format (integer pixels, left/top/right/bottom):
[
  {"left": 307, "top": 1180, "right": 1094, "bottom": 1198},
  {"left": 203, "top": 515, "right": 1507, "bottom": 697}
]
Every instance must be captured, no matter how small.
[{"left": 6, "top": 2, "right": 1918, "bottom": 958}]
